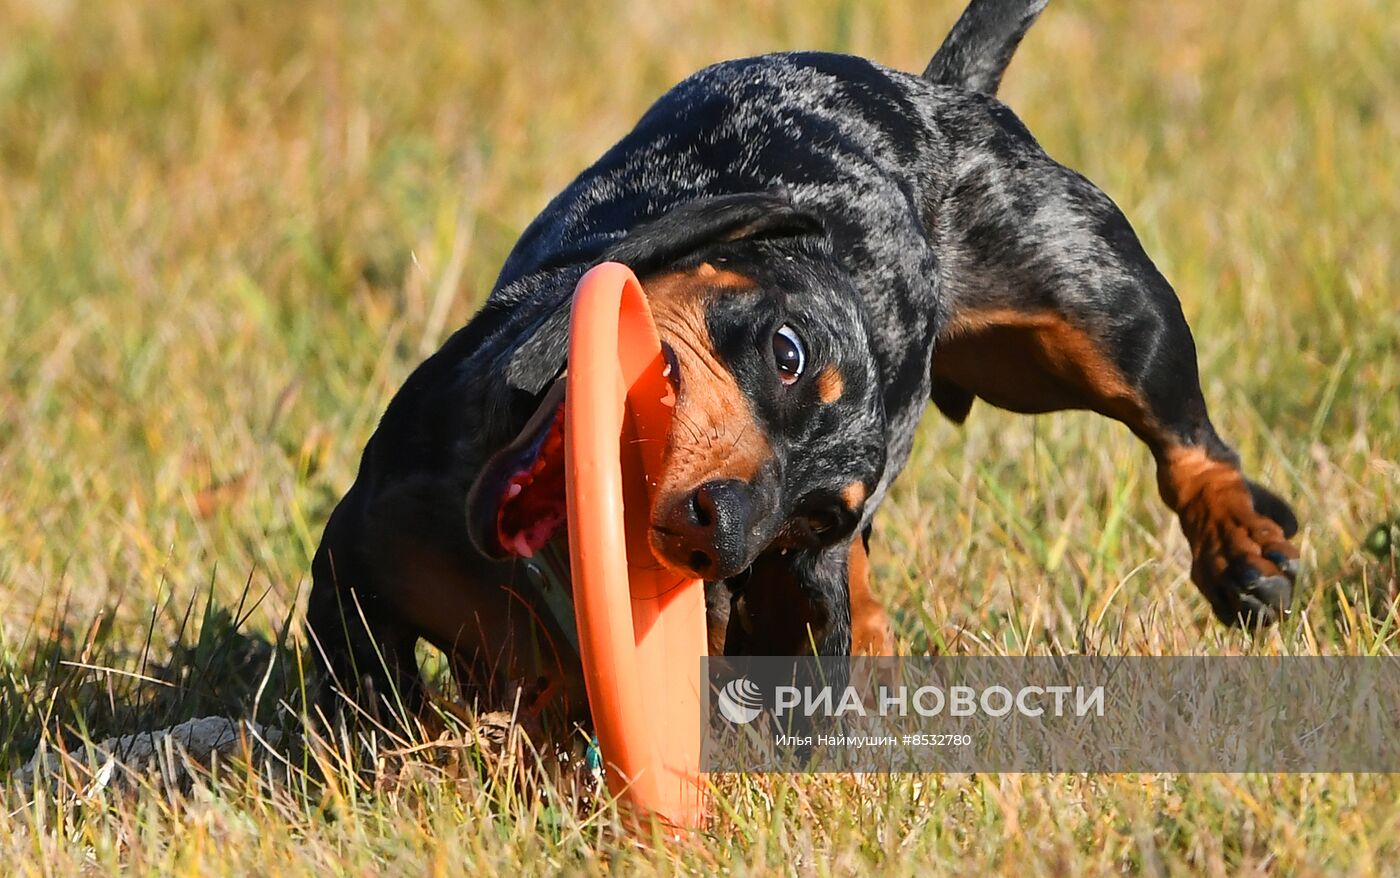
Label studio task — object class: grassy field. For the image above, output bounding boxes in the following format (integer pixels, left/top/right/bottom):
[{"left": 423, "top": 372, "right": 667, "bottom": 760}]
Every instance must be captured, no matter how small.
[{"left": 2, "top": 0, "right": 1399, "bottom": 873}]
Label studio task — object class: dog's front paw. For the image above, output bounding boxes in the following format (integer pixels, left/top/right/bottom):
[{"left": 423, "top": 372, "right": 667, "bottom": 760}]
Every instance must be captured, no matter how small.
[
  {"left": 1185, "top": 494, "right": 1300, "bottom": 627},
  {"left": 1161, "top": 449, "right": 1301, "bottom": 628}
]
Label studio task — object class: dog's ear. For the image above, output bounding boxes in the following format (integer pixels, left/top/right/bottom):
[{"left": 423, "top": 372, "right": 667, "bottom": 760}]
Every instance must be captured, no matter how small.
[
  {"left": 504, "top": 192, "right": 824, "bottom": 396},
  {"left": 600, "top": 191, "right": 826, "bottom": 276}
]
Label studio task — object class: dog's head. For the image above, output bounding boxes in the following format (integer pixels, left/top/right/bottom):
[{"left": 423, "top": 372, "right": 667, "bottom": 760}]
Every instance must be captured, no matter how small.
[{"left": 469, "top": 192, "right": 887, "bottom": 585}]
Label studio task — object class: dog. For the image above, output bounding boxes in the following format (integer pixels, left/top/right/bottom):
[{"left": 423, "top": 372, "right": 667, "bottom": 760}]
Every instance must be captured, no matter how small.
[{"left": 307, "top": 0, "right": 1301, "bottom": 724}]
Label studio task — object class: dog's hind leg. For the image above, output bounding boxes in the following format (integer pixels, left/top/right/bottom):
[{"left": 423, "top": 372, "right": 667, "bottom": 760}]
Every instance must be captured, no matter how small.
[{"left": 929, "top": 129, "right": 1300, "bottom": 626}]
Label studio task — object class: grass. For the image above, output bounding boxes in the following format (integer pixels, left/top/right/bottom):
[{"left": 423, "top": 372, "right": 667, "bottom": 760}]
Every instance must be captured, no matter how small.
[{"left": 1, "top": 0, "right": 1398, "bottom": 873}]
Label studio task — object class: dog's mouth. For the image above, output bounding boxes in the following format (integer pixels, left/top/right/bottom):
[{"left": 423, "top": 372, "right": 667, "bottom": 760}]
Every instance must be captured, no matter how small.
[
  {"left": 495, "top": 399, "right": 567, "bottom": 557},
  {"left": 468, "top": 343, "right": 683, "bottom": 561},
  {"left": 467, "top": 380, "right": 570, "bottom": 559}
]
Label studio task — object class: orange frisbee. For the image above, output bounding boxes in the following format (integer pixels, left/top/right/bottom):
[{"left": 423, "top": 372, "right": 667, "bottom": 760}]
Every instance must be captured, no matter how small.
[{"left": 564, "top": 262, "right": 708, "bottom": 830}]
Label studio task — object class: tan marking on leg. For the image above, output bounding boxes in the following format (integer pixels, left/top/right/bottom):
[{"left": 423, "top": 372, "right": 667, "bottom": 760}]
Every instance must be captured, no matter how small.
[
  {"left": 1158, "top": 445, "right": 1297, "bottom": 586},
  {"left": 815, "top": 366, "right": 844, "bottom": 403},
  {"left": 849, "top": 539, "right": 894, "bottom": 656}
]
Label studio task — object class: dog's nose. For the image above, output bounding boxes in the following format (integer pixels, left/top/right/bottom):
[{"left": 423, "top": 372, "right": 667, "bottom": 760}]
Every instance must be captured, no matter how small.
[{"left": 658, "top": 479, "right": 753, "bottom": 578}]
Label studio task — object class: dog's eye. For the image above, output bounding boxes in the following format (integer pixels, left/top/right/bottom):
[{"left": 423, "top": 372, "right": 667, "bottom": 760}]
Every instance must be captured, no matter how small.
[
  {"left": 805, "top": 510, "right": 840, "bottom": 537},
  {"left": 772, "top": 324, "right": 806, "bottom": 385}
]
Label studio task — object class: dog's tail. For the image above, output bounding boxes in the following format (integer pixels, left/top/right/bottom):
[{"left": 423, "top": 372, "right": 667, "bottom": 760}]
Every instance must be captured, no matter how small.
[{"left": 923, "top": 0, "right": 1048, "bottom": 95}]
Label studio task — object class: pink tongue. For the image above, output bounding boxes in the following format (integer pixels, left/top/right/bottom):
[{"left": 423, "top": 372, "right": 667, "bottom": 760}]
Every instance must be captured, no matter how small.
[{"left": 495, "top": 403, "right": 567, "bottom": 558}]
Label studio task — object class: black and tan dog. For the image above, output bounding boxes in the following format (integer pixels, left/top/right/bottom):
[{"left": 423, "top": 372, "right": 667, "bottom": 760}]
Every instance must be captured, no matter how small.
[{"left": 308, "top": 0, "right": 1300, "bottom": 722}]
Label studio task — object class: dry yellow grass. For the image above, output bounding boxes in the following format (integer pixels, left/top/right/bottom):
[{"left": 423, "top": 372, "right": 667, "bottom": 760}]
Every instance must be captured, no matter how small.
[{"left": 1, "top": 0, "right": 1398, "bottom": 873}]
